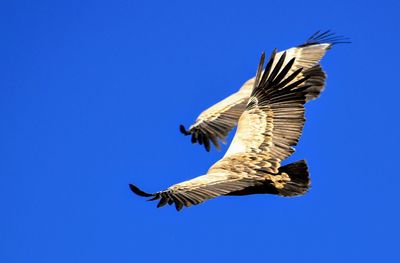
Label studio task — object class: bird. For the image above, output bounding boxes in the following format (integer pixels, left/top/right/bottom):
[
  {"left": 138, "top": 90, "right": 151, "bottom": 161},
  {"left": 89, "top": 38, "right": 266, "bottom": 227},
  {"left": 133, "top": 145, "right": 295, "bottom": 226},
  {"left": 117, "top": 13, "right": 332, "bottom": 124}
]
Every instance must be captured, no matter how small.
[
  {"left": 129, "top": 47, "right": 327, "bottom": 211},
  {"left": 179, "top": 30, "right": 349, "bottom": 152}
]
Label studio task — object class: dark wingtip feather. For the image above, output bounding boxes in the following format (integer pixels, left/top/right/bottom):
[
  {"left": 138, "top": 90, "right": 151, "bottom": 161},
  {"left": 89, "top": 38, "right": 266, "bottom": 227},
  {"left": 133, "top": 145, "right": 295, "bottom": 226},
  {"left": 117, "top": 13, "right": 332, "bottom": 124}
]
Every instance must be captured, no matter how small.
[
  {"left": 197, "top": 132, "right": 203, "bottom": 145},
  {"left": 271, "top": 57, "right": 295, "bottom": 85},
  {"left": 299, "top": 30, "right": 351, "bottom": 47},
  {"left": 147, "top": 195, "right": 160, "bottom": 201},
  {"left": 209, "top": 135, "right": 221, "bottom": 150},
  {"left": 254, "top": 52, "right": 266, "bottom": 88},
  {"left": 157, "top": 196, "right": 169, "bottom": 208},
  {"left": 179, "top": 125, "right": 190, "bottom": 135},
  {"left": 175, "top": 201, "right": 183, "bottom": 211},
  {"left": 203, "top": 136, "right": 211, "bottom": 152},
  {"left": 191, "top": 133, "right": 197, "bottom": 144},
  {"left": 258, "top": 49, "right": 278, "bottom": 89},
  {"left": 129, "top": 184, "right": 154, "bottom": 197}
]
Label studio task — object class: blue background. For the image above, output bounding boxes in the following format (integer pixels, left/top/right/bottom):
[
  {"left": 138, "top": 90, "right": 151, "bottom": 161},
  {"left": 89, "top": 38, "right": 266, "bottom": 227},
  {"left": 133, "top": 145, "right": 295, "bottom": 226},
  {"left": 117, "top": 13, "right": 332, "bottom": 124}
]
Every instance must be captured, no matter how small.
[{"left": 1, "top": 0, "right": 399, "bottom": 262}]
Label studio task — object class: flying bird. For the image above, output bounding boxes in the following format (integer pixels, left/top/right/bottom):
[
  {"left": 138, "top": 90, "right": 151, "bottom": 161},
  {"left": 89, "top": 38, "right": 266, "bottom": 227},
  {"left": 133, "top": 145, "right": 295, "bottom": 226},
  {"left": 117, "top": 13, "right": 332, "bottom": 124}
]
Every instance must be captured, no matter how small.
[
  {"left": 180, "top": 30, "right": 348, "bottom": 151},
  {"left": 130, "top": 48, "right": 326, "bottom": 211}
]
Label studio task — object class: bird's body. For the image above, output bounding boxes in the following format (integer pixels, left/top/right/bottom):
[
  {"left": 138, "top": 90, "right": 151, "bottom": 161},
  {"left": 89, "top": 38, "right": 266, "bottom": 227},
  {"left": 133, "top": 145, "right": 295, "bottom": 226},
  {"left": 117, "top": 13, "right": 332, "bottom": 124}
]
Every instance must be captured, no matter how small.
[
  {"left": 130, "top": 31, "right": 344, "bottom": 211},
  {"left": 130, "top": 31, "right": 348, "bottom": 211}
]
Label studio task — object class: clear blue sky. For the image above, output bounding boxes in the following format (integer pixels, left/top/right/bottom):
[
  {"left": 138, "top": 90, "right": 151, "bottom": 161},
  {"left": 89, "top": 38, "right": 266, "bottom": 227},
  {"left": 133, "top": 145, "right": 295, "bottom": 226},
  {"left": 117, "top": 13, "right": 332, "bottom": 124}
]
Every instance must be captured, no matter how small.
[{"left": 1, "top": 0, "right": 399, "bottom": 262}]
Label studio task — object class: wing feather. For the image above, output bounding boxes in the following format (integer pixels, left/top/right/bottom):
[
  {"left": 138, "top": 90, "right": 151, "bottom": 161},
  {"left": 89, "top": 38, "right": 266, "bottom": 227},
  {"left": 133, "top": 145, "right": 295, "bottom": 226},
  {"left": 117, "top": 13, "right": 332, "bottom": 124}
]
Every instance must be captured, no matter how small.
[{"left": 212, "top": 49, "right": 313, "bottom": 175}]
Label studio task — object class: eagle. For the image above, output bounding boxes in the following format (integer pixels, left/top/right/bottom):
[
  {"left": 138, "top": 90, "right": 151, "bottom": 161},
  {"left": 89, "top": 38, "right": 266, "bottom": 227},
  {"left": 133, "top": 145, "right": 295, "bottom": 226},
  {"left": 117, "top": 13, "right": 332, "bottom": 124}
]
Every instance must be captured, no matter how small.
[
  {"left": 179, "top": 30, "right": 348, "bottom": 151},
  {"left": 129, "top": 44, "right": 335, "bottom": 211}
]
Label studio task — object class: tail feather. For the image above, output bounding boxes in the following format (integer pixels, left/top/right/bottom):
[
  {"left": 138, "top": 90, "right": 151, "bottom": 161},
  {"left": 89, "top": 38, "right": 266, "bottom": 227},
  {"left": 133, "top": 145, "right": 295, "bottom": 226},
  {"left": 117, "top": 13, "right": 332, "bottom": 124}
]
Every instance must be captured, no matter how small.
[{"left": 278, "top": 160, "right": 311, "bottom": 196}]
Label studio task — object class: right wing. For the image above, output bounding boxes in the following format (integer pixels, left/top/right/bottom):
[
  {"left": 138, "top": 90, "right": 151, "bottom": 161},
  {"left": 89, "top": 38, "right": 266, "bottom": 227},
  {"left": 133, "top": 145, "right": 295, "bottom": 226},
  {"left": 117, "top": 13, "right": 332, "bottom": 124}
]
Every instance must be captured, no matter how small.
[{"left": 180, "top": 31, "right": 345, "bottom": 152}]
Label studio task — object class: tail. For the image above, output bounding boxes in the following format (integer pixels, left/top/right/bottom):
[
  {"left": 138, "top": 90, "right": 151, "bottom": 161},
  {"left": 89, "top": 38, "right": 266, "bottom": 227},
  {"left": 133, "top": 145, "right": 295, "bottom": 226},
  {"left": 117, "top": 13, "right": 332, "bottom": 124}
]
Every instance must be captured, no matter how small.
[{"left": 278, "top": 160, "right": 311, "bottom": 196}]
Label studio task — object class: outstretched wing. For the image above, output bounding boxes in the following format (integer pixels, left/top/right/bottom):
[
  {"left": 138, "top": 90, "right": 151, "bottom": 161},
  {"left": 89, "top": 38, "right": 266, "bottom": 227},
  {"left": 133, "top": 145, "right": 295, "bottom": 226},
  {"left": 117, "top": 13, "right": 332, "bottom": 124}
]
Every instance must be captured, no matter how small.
[
  {"left": 210, "top": 49, "right": 315, "bottom": 176},
  {"left": 130, "top": 173, "right": 263, "bottom": 211},
  {"left": 130, "top": 49, "right": 319, "bottom": 211},
  {"left": 180, "top": 31, "right": 342, "bottom": 152}
]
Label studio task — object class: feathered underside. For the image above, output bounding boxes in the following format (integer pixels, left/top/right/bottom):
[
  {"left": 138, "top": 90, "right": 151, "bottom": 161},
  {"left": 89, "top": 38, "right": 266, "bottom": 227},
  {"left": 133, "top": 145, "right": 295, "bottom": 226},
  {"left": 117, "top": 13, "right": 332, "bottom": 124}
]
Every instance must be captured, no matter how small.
[{"left": 130, "top": 48, "right": 322, "bottom": 211}]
